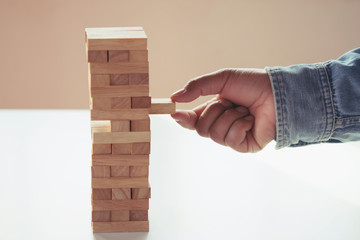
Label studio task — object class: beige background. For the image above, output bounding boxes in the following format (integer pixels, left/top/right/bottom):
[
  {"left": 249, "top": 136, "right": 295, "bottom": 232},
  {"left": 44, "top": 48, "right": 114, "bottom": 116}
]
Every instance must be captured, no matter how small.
[{"left": 0, "top": 0, "right": 359, "bottom": 109}]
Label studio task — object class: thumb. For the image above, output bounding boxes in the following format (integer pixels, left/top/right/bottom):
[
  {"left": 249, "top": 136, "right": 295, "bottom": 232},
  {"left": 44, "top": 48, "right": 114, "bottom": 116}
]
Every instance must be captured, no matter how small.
[{"left": 171, "top": 69, "right": 229, "bottom": 103}]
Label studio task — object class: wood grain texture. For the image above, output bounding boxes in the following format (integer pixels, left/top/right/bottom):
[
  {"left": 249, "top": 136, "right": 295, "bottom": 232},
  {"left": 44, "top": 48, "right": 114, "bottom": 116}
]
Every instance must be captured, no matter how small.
[
  {"left": 93, "top": 132, "right": 150, "bottom": 144},
  {"left": 91, "top": 120, "right": 111, "bottom": 133},
  {"left": 92, "top": 211, "right": 111, "bottom": 222},
  {"left": 112, "top": 188, "right": 131, "bottom": 200},
  {"left": 111, "top": 211, "right": 130, "bottom": 222},
  {"left": 112, "top": 144, "right": 131, "bottom": 155},
  {"left": 129, "top": 50, "right": 148, "bottom": 62},
  {"left": 129, "top": 73, "right": 149, "bottom": 85},
  {"left": 130, "top": 210, "right": 148, "bottom": 221},
  {"left": 132, "top": 187, "right": 151, "bottom": 199},
  {"left": 131, "top": 142, "right": 150, "bottom": 155},
  {"left": 111, "top": 166, "right": 130, "bottom": 177},
  {"left": 91, "top": 109, "right": 148, "bottom": 120},
  {"left": 131, "top": 96, "right": 151, "bottom": 109},
  {"left": 110, "top": 74, "right": 129, "bottom": 85},
  {"left": 93, "top": 189, "right": 112, "bottom": 200},
  {"left": 149, "top": 98, "right": 176, "bottom": 114},
  {"left": 111, "top": 120, "right": 130, "bottom": 132},
  {"left": 92, "top": 177, "right": 148, "bottom": 188},
  {"left": 92, "top": 199, "right": 149, "bottom": 211},
  {"left": 92, "top": 166, "right": 111, "bottom": 178},
  {"left": 92, "top": 144, "right": 111, "bottom": 154},
  {"left": 91, "top": 85, "right": 149, "bottom": 97},
  {"left": 91, "top": 75, "right": 110, "bottom": 88},
  {"left": 91, "top": 97, "right": 111, "bottom": 110},
  {"left": 130, "top": 166, "right": 148, "bottom": 177},
  {"left": 131, "top": 118, "right": 150, "bottom": 132},
  {"left": 111, "top": 97, "right": 131, "bottom": 109},
  {"left": 92, "top": 154, "right": 149, "bottom": 166},
  {"left": 88, "top": 50, "right": 107, "bottom": 62},
  {"left": 108, "top": 50, "right": 129, "bottom": 62},
  {"left": 92, "top": 221, "right": 149, "bottom": 232},
  {"left": 90, "top": 62, "right": 148, "bottom": 74}
]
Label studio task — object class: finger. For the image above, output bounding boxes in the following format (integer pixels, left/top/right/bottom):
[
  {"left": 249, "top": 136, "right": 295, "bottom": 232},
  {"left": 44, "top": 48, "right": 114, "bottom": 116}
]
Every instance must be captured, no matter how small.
[
  {"left": 209, "top": 106, "right": 249, "bottom": 146},
  {"left": 196, "top": 99, "right": 233, "bottom": 137},
  {"left": 224, "top": 115, "right": 254, "bottom": 153},
  {"left": 171, "top": 69, "right": 229, "bottom": 103}
]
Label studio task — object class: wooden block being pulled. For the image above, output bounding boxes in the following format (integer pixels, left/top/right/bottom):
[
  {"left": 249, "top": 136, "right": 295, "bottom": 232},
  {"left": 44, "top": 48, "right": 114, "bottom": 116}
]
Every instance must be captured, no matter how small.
[
  {"left": 130, "top": 210, "right": 148, "bottom": 221},
  {"left": 131, "top": 142, "right": 150, "bottom": 155},
  {"left": 92, "top": 221, "right": 149, "bottom": 233},
  {"left": 129, "top": 73, "right": 149, "bottom": 85},
  {"left": 93, "top": 189, "right": 112, "bottom": 200},
  {"left": 130, "top": 166, "right": 148, "bottom": 177},
  {"left": 112, "top": 188, "right": 131, "bottom": 200},
  {"left": 131, "top": 118, "right": 150, "bottom": 132},
  {"left": 91, "top": 75, "right": 110, "bottom": 88},
  {"left": 112, "top": 144, "right": 131, "bottom": 155},
  {"left": 111, "top": 211, "right": 130, "bottom": 222},
  {"left": 132, "top": 187, "right": 151, "bottom": 199},
  {"left": 93, "top": 144, "right": 111, "bottom": 154},
  {"left": 110, "top": 74, "right": 129, "bottom": 85},
  {"left": 93, "top": 132, "right": 150, "bottom": 144},
  {"left": 91, "top": 109, "right": 148, "bottom": 120},
  {"left": 91, "top": 85, "right": 149, "bottom": 97},
  {"left": 109, "top": 50, "right": 129, "bottom": 62},
  {"left": 149, "top": 98, "right": 176, "bottom": 114},
  {"left": 132, "top": 96, "right": 151, "bottom": 109},
  {"left": 92, "top": 177, "right": 148, "bottom": 189},
  {"left": 111, "top": 166, "right": 129, "bottom": 177},
  {"left": 129, "top": 50, "right": 148, "bottom": 62},
  {"left": 92, "top": 199, "right": 149, "bottom": 211},
  {"left": 90, "top": 62, "right": 148, "bottom": 74},
  {"left": 92, "top": 166, "right": 111, "bottom": 178},
  {"left": 111, "top": 120, "right": 130, "bottom": 132},
  {"left": 92, "top": 211, "right": 111, "bottom": 222},
  {"left": 92, "top": 154, "right": 149, "bottom": 166},
  {"left": 88, "top": 50, "right": 107, "bottom": 62}
]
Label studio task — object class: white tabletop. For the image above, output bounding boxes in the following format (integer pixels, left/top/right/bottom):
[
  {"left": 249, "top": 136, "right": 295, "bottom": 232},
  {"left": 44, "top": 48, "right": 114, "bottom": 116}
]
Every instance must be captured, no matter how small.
[{"left": 0, "top": 110, "right": 359, "bottom": 240}]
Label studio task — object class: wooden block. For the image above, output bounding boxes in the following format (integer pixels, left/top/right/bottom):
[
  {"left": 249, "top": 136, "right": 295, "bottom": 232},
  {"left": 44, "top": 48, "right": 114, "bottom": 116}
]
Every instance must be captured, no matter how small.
[
  {"left": 110, "top": 74, "right": 129, "bottom": 85},
  {"left": 92, "top": 221, "right": 149, "bottom": 233},
  {"left": 111, "top": 120, "right": 130, "bottom": 132},
  {"left": 91, "top": 75, "right": 110, "bottom": 88},
  {"left": 91, "top": 97, "right": 111, "bottom": 110},
  {"left": 111, "top": 211, "right": 130, "bottom": 222},
  {"left": 111, "top": 166, "right": 129, "bottom": 177},
  {"left": 129, "top": 73, "right": 149, "bottom": 85},
  {"left": 88, "top": 50, "right": 107, "bottom": 62},
  {"left": 149, "top": 98, "right": 176, "bottom": 114},
  {"left": 129, "top": 50, "right": 148, "bottom": 62},
  {"left": 132, "top": 142, "right": 150, "bottom": 155},
  {"left": 92, "top": 166, "right": 111, "bottom": 178},
  {"left": 92, "top": 211, "right": 111, "bottom": 222},
  {"left": 92, "top": 199, "right": 149, "bottom": 211},
  {"left": 132, "top": 96, "right": 151, "bottom": 109},
  {"left": 109, "top": 50, "right": 129, "bottom": 62},
  {"left": 93, "top": 144, "right": 111, "bottom": 154},
  {"left": 130, "top": 166, "right": 148, "bottom": 177},
  {"left": 92, "top": 177, "right": 148, "bottom": 189},
  {"left": 93, "top": 189, "right": 112, "bottom": 200},
  {"left": 112, "top": 188, "right": 131, "bottom": 200},
  {"left": 89, "top": 62, "right": 148, "bottom": 74},
  {"left": 130, "top": 210, "right": 148, "bottom": 221},
  {"left": 91, "top": 85, "right": 149, "bottom": 97},
  {"left": 131, "top": 118, "right": 150, "bottom": 132},
  {"left": 112, "top": 144, "right": 131, "bottom": 155},
  {"left": 92, "top": 154, "right": 149, "bottom": 166},
  {"left": 91, "top": 109, "right": 149, "bottom": 120},
  {"left": 111, "top": 97, "right": 131, "bottom": 109},
  {"left": 132, "top": 187, "right": 151, "bottom": 199},
  {"left": 93, "top": 132, "right": 150, "bottom": 144},
  {"left": 91, "top": 120, "right": 111, "bottom": 134}
]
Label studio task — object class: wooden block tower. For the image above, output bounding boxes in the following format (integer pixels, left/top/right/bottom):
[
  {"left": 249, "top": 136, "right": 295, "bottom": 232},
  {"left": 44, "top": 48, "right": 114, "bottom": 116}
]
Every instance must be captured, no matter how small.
[{"left": 85, "top": 27, "right": 175, "bottom": 233}]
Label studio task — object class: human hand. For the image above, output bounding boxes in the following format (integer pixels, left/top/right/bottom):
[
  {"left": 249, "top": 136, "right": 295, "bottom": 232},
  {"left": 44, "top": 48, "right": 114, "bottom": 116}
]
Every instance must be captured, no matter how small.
[{"left": 171, "top": 68, "right": 276, "bottom": 153}]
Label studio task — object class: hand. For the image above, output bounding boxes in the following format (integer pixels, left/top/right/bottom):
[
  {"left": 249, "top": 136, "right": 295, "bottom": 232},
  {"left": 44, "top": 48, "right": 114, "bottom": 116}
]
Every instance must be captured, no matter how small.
[{"left": 171, "top": 68, "right": 276, "bottom": 153}]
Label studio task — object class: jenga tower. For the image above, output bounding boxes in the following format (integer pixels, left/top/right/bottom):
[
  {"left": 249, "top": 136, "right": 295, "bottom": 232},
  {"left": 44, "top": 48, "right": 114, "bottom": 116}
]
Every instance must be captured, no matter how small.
[{"left": 85, "top": 27, "right": 175, "bottom": 233}]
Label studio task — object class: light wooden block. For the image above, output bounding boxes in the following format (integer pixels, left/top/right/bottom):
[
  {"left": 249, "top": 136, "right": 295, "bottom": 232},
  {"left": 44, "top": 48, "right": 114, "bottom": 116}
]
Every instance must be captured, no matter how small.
[
  {"left": 130, "top": 166, "right": 148, "bottom": 177},
  {"left": 92, "top": 199, "right": 149, "bottom": 211},
  {"left": 112, "top": 188, "right": 131, "bottom": 200},
  {"left": 132, "top": 187, "right": 151, "bottom": 199},
  {"left": 112, "top": 144, "right": 131, "bottom": 155},
  {"left": 92, "top": 211, "right": 111, "bottom": 222},
  {"left": 92, "top": 154, "right": 149, "bottom": 166},
  {"left": 111, "top": 97, "right": 131, "bottom": 109},
  {"left": 111, "top": 166, "right": 129, "bottom": 177},
  {"left": 149, "top": 98, "right": 176, "bottom": 114},
  {"left": 89, "top": 62, "right": 149, "bottom": 74},
  {"left": 93, "top": 144, "right": 111, "bottom": 154},
  {"left": 111, "top": 120, "right": 130, "bottom": 132},
  {"left": 92, "top": 97, "right": 111, "bottom": 110},
  {"left": 93, "top": 132, "right": 150, "bottom": 144},
  {"left": 130, "top": 210, "right": 148, "bottom": 221},
  {"left": 132, "top": 96, "right": 151, "bottom": 109},
  {"left": 91, "top": 109, "right": 149, "bottom": 120},
  {"left": 109, "top": 50, "right": 129, "bottom": 62},
  {"left": 91, "top": 75, "right": 110, "bottom": 88},
  {"left": 92, "top": 221, "right": 149, "bottom": 233},
  {"left": 91, "top": 120, "right": 111, "bottom": 134},
  {"left": 92, "top": 177, "right": 148, "bottom": 189},
  {"left": 131, "top": 118, "right": 150, "bottom": 132},
  {"left": 129, "top": 73, "right": 149, "bottom": 85},
  {"left": 110, "top": 74, "right": 129, "bottom": 85},
  {"left": 91, "top": 85, "right": 149, "bottom": 97},
  {"left": 92, "top": 166, "right": 111, "bottom": 178},
  {"left": 131, "top": 142, "right": 150, "bottom": 155},
  {"left": 93, "top": 189, "right": 112, "bottom": 200},
  {"left": 129, "top": 50, "right": 148, "bottom": 62},
  {"left": 88, "top": 50, "right": 107, "bottom": 62},
  {"left": 111, "top": 211, "right": 130, "bottom": 222}
]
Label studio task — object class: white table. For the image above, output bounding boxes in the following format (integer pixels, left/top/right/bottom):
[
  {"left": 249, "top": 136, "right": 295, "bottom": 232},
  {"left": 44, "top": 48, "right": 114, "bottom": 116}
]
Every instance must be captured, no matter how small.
[{"left": 0, "top": 110, "right": 359, "bottom": 240}]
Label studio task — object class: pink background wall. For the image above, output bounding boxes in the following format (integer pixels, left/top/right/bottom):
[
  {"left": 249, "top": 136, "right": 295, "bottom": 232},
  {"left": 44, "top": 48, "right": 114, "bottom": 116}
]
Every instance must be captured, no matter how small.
[{"left": 0, "top": 0, "right": 359, "bottom": 109}]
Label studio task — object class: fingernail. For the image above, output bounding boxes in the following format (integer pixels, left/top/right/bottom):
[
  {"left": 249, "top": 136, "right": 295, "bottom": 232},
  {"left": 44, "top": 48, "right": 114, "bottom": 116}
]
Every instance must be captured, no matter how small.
[
  {"left": 218, "top": 99, "right": 232, "bottom": 108},
  {"left": 171, "top": 89, "right": 186, "bottom": 98},
  {"left": 235, "top": 106, "right": 248, "bottom": 114}
]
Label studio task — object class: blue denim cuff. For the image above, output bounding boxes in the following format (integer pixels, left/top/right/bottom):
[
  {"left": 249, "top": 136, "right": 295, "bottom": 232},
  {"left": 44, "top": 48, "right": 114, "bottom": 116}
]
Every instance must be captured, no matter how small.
[{"left": 265, "top": 63, "right": 335, "bottom": 149}]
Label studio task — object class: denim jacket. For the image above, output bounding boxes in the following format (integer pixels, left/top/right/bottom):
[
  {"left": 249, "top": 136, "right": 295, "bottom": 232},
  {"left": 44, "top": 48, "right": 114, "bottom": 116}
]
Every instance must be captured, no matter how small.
[{"left": 266, "top": 48, "right": 360, "bottom": 149}]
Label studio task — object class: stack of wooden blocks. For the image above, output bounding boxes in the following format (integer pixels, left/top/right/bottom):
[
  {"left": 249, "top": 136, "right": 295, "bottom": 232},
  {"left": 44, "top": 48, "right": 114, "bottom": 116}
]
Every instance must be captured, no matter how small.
[{"left": 85, "top": 27, "right": 175, "bottom": 233}]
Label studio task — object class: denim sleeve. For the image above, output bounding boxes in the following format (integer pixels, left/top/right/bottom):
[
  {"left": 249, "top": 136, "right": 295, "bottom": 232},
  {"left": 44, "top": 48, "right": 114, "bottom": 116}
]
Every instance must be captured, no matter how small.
[{"left": 265, "top": 48, "right": 360, "bottom": 149}]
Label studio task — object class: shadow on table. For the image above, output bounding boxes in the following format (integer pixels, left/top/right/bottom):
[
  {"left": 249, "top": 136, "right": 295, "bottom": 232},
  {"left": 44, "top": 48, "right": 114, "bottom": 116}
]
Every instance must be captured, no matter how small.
[{"left": 93, "top": 233, "right": 148, "bottom": 240}]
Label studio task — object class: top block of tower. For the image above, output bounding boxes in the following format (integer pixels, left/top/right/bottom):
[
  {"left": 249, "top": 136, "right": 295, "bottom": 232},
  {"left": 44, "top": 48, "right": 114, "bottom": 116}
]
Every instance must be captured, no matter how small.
[{"left": 85, "top": 27, "right": 147, "bottom": 50}]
